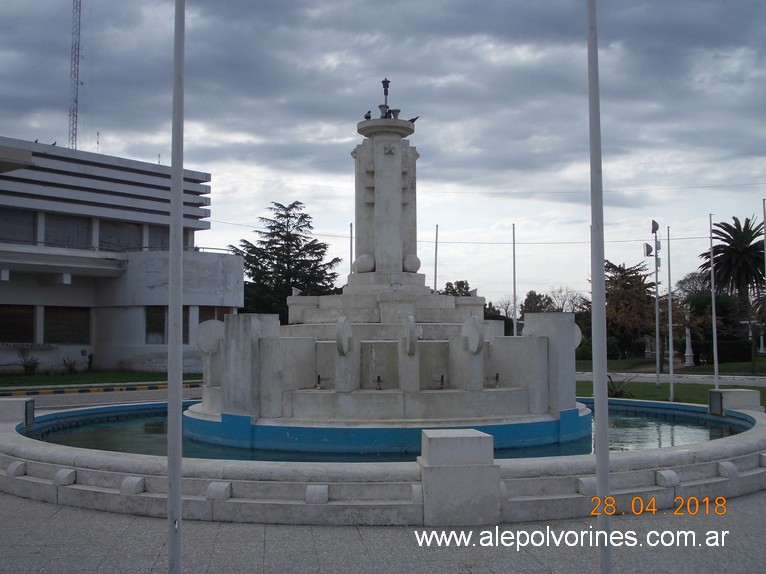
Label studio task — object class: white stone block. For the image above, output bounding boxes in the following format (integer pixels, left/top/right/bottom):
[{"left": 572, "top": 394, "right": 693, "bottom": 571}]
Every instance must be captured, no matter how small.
[
  {"left": 711, "top": 389, "right": 765, "bottom": 413},
  {"left": 419, "top": 430, "right": 501, "bottom": 525},
  {"left": 206, "top": 481, "right": 232, "bottom": 500},
  {"left": 120, "top": 476, "right": 145, "bottom": 495},
  {"left": 717, "top": 461, "right": 739, "bottom": 478},
  {"left": 54, "top": 468, "right": 76, "bottom": 486},
  {"left": 655, "top": 469, "right": 680, "bottom": 487},
  {"left": 576, "top": 476, "right": 597, "bottom": 496},
  {"left": 0, "top": 398, "right": 34, "bottom": 424},
  {"left": 421, "top": 464, "right": 501, "bottom": 526},
  {"left": 6, "top": 461, "right": 26, "bottom": 477},
  {"left": 420, "top": 429, "right": 494, "bottom": 466},
  {"left": 306, "top": 484, "right": 329, "bottom": 504}
]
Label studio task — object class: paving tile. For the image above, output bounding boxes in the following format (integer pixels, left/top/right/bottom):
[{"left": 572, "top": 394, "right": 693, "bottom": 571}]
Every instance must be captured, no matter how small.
[
  {"left": 263, "top": 550, "right": 320, "bottom": 574},
  {"left": 2, "top": 488, "right": 766, "bottom": 573}
]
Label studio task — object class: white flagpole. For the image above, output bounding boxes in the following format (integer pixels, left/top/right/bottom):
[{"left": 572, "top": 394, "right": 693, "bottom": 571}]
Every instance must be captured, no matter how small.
[
  {"left": 168, "top": 0, "right": 185, "bottom": 572},
  {"left": 587, "top": 1, "right": 611, "bottom": 572},
  {"left": 433, "top": 224, "right": 439, "bottom": 291},
  {"left": 512, "top": 223, "right": 518, "bottom": 336},
  {"left": 667, "top": 226, "right": 674, "bottom": 401}
]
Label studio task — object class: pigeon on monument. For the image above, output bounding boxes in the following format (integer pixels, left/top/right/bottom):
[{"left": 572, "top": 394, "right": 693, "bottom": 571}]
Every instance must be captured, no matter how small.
[
  {"left": 408, "top": 116, "right": 419, "bottom": 123},
  {"left": 364, "top": 111, "right": 372, "bottom": 120}
]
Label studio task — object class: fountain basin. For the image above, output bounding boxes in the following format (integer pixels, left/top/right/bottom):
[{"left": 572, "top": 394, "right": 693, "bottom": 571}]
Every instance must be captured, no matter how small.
[{"left": 2, "top": 398, "right": 766, "bottom": 525}]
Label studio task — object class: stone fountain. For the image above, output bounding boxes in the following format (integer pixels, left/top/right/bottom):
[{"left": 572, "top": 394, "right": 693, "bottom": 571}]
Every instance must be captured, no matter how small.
[{"left": 184, "top": 81, "right": 591, "bottom": 453}]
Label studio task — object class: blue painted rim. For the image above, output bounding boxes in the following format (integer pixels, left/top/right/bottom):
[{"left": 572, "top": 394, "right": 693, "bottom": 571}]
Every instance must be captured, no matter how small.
[{"left": 181, "top": 407, "right": 592, "bottom": 453}]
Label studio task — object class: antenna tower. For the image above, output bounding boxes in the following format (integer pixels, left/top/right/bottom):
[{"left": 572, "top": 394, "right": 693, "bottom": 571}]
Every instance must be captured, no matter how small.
[{"left": 68, "top": 0, "right": 82, "bottom": 149}]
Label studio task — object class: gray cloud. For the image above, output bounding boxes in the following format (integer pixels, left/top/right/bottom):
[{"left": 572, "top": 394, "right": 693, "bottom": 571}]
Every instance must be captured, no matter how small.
[{"left": 2, "top": 1, "right": 764, "bottom": 295}]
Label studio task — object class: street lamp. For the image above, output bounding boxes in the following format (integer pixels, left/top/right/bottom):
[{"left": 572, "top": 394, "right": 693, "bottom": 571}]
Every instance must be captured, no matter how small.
[
  {"left": 709, "top": 214, "right": 720, "bottom": 390},
  {"left": 644, "top": 219, "right": 661, "bottom": 387}
]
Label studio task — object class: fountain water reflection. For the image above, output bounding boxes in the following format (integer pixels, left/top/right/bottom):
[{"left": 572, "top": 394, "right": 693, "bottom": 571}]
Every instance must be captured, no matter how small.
[{"left": 31, "top": 405, "right": 741, "bottom": 463}]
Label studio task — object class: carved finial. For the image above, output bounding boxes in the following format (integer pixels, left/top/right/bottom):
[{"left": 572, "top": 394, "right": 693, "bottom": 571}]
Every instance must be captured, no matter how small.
[{"left": 381, "top": 78, "right": 390, "bottom": 106}]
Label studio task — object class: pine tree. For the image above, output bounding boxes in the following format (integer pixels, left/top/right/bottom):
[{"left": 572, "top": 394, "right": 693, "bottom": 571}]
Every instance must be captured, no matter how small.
[{"left": 231, "top": 201, "right": 341, "bottom": 323}]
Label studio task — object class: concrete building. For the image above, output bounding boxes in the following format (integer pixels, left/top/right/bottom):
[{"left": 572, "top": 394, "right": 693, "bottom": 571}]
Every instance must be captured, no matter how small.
[{"left": 0, "top": 136, "right": 243, "bottom": 373}]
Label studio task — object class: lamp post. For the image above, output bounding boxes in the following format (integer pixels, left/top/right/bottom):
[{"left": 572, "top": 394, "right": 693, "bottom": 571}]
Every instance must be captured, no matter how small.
[
  {"left": 644, "top": 220, "right": 661, "bottom": 387},
  {"left": 762, "top": 199, "right": 766, "bottom": 353},
  {"left": 709, "top": 214, "right": 720, "bottom": 390}
]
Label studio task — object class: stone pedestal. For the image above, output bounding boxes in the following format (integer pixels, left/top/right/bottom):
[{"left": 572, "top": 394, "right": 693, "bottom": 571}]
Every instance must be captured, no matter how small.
[{"left": 419, "top": 429, "right": 501, "bottom": 526}]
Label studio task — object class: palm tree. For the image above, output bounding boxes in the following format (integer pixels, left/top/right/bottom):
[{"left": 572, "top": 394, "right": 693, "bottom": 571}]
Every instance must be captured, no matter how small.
[
  {"left": 699, "top": 216, "right": 764, "bottom": 373},
  {"left": 698, "top": 216, "right": 764, "bottom": 314}
]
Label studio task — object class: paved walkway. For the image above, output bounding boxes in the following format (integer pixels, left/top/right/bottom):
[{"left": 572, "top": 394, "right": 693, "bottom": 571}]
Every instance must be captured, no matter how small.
[
  {"left": 576, "top": 371, "right": 766, "bottom": 387},
  {"left": 1, "top": 489, "right": 764, "bottom": 573}
]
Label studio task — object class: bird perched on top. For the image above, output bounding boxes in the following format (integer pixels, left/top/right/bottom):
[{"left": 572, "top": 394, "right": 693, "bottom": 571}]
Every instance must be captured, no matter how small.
[
  {"left": 364, "top": 111, "right": 372, "bottom": 120},
  {"left": 408, "top": 116, "right": 419, "bottom": 123}
]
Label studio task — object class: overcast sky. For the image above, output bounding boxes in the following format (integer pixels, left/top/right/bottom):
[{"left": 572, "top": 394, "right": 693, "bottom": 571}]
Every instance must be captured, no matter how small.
[{"left": 2, "top": 1, "right": 764, "bottom": 304}]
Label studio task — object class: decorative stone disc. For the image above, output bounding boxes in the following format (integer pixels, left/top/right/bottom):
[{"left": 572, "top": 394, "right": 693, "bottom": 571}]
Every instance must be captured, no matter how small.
[
  {"left": 353, "top": 254, "right": 375, "bottom": 273},
  {"left": 336, "top": 316, "right": 352, "bottom": 356},
  {"left": 574, "top": 324, "right": 583, "bottom": 349},
  {"left": 461, "top": 316, "right": 484, "bottom": 355},
  {"left": 403, "top": 254, "right": 421, "bottom": 272},
  {"left": 196, "top": 320, "right": 225, "bottom": 354}
]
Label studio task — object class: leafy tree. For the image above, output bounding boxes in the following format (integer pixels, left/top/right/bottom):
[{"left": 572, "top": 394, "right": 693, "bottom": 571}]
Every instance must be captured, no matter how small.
[
  {"left": 548, "top": 285, "right": 589, "bottom": 313},
  {"left": 675, "top": 271, "right": 710, "bottom": 302},
  {"left": 231, "top": 201, "right": 341, "bottom": 323},
  {"left": 439, "top": 280, "right": 472, "bottom": 296},
  {"left": 520, "top": 290, "right": 555, "bottom": 319},
  {"left": 493, "top": 295, "right": 516, "bottom": 318},
  {"left": 604, "top": 260, "right": 655, "bottom": 360}
]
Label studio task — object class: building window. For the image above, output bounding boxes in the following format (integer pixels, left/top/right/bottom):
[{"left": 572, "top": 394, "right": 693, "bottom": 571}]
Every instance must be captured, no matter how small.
[
  {"left": 45, "top": 213, "right": 91, "bottom": 249},
  {"left": 147, "top": 226, "right": 169, "bottom": 251},
  {"left": 99, "top": 220, "right": 141, "bottom": 251},
  {"left": 44, "top": 307, "right": 90, "bottom": 344},
  {"left": 199, "top": 306, "right": 233, "bottom": 323},
  {"left": 145, "top": 306, "right": 189, "bottom": 344},
  {"left": 0, "top": 208, "right": 35, "bottom": 245},
  {"left": 0, "top": 305, "right": 34, "bottom": 343}
]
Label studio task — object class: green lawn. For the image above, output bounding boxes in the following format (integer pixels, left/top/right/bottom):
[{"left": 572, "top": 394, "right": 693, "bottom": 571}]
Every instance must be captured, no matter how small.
[
  {"left": 576, "top": 380, "right": 766, "bottom": 407},
  {"left": 0, "top": 371, "right": 201, "bottom": 388},
  {"left": 576, "top": 357, "right": 766, "bottom": 376}
]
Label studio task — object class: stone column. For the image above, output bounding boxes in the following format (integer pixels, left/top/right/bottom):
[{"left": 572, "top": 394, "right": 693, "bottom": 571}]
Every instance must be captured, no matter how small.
[
  {"left": 523, "top": 313, "right": 579, "bottom": 415},
  {"left": 398, "top": 316, "right": 420, "bottom": 392},
  {"left": 334, "top": 316, "right": 360, "bottom": 393},
  {"left": 351, "top": 119, "right": 420, "bottom": 277},
  {"left": 449, "top": 316, "right": 485, "bottom": 391},
  {"left": 196, "top": 319, "right": 225, "bottom": 415},
  {"left": 221, "top": 314, "right": 279, "bottom": 418}
]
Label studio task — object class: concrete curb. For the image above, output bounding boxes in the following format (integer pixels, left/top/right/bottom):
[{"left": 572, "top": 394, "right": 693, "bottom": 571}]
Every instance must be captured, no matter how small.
[{"left": 0, "top": 381, "right": 202, "bottom": 397}]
